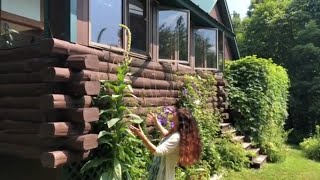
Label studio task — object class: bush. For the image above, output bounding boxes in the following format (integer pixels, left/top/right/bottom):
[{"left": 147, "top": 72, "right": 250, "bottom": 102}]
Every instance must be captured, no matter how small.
[
  {"left": 225, "top": 56, "right": 290, "bottom": 162},
  {"left": 300, "top": 125, "right": 320, "bottom": 161},
  {"left": 177, "top": 74, "right": 250, "bottom": 177}
]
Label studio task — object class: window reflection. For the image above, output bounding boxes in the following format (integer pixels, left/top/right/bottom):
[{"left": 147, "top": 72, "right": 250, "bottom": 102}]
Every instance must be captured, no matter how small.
[
  {"left": 129, "top": 0, "right": 147, "bottom": 53},
  {"left": 90, "top": 0, "right": 122, "bottom": 47},
  {"left": 0, "top": 0, "right": 44, "bottom": 49},
  {"left": 158, "top": 10, "right": 188, "bottom": 61},
  {"left": 194, "top": 29, "right": 217, "bottom": 68}
]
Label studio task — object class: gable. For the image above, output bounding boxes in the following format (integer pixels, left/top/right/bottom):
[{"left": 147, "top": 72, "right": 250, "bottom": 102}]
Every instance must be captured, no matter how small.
[{"left": 191, "top": 0, "right": 218, "bottom": 13}]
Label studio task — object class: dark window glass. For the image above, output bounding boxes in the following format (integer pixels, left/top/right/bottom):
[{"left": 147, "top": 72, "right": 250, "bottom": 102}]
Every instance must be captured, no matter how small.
[
  {"left": 158, "top": 10, "right": 188, "bottom": 61},
  {"left": 0, "top": 0, "right": 44, "bottom": 49},
  {"left": 194, "top": 29, "right": 217, "bottom": 68},
  {"left": 218, "top": 30, "right": 224, "bottom": 70},
  {"left": 129, "top": 0, "right": 147, "bottom": 53},
  {"left": 90, "top": 0, "right": 122, "bottom": 47}
]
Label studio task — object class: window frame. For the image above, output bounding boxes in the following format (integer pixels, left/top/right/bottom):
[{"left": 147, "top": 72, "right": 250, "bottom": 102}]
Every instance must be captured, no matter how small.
[
  {"left": 193, "top": 27, "right": 219, "bottom": 71},
  {"left": 86, "top": 0, "right": 151, "bottom": 59},
  {"left": 156, "top": 6, "right": 191, "bottom": 65}
]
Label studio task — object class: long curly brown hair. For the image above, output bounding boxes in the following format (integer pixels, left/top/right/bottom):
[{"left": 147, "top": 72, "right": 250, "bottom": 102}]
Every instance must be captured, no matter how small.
[{"left": 175, "top": 108, "right": 202, "bottom": 166}]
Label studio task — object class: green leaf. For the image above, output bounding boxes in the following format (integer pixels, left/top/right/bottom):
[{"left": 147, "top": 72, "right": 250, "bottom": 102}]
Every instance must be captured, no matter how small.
[
  {"left": 80, "top": 159, "right": 106, "bottom": 173},
  {"left": 126, "top": 84, "right": 134, "bottom": 93},
  {"left": 98, "top": 130, "right": 112, "bottom": 138},
  {"left": 100, "top": 169, "right": 114, "bottom": 180},
  {"left": 108, "top": 118, "right": 121, "bottom": 128},
  {"left": 114, "top": 158, "right": 122, "bottom": 180}
]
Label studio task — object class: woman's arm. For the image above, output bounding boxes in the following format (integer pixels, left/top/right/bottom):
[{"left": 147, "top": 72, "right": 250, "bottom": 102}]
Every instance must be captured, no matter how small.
[
  {"left": 129, "top": 125, "right": 156, "bottom": 154},
  {"left": 148, "top": 113, "right": 169, "bottom": 136}
]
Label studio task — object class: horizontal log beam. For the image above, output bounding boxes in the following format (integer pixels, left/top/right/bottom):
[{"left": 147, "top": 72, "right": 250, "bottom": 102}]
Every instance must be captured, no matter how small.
[
  {"left": 0, "top": 120, "right": 40, "bottom": 134},
  {"left": 0, "top": 58, "right": 61, "bottom": 74},
  {"left": 0, "top": 108, "right": 99, "bottom": 122},
  {"left": 0, "top": 143, "right": 44, "bottom": 159},
  {"left": 40, "top": 122, "right": 92, "bottom": 137},
  {"left": 64, "top": 134, "right": 98, "bottom": 151},
  {"left": 40, "top": 94, "right": 93, "bottom": 109},
  {"left": 41, "top": 150, "right": 90, "bottom": 168},
  {"left": 66, "top": 54, "right": 100, "bottom": 71},
  {"left": 41, "top": 67, "right": 183, "bottom": 89}
]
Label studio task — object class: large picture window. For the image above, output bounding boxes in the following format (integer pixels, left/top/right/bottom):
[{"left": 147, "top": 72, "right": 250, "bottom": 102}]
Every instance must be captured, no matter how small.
[
  {"left": 194, "top": 28, "right": 218, "bottom": 69},
  {"left": 158, "top": 9, "right": 189, "bottom": 63},
  {"left": 0, "top": 0, "right": 44, "bottom": 49},
  {"left": 90, "top": 0, "right": 123, "bottom": 48}
]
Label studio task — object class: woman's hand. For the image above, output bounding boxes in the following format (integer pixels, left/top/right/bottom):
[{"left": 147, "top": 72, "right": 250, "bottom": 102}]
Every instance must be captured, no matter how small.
[
  {"left": 129, "top": 125, "right": 145, "bottom": 138},
  {"left": 147, "top": 113, "right": 158, "bottom": 126}
]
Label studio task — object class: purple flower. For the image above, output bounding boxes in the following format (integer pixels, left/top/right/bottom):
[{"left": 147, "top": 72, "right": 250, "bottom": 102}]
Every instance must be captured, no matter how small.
[
  {"left": 157, "top": 115, "right": 167, "bottom": 126},
  {"left": 170, "top": 122, "right": 174, "bottom": 128},
  {"left": 182, "top": 87, "right": 188, "bottom": 96},
  {"left": 164, "top": 106, "right": 175, "bottom": 115}
]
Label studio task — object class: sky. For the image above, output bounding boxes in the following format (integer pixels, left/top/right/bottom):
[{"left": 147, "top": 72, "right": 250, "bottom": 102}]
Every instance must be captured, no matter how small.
[{"left": 226, "top": 0, "right": 251, "bottom": 19}]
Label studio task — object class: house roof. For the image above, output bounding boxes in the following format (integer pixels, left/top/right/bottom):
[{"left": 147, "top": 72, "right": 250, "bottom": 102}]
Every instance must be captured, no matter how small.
[{"left": 159, "top": 0, "right": 240, "bottom": 59}]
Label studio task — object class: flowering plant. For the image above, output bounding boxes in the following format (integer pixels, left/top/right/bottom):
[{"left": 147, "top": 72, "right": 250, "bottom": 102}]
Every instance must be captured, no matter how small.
[{"left": 155, "top": 106, "right": 176, "bottom": 129}]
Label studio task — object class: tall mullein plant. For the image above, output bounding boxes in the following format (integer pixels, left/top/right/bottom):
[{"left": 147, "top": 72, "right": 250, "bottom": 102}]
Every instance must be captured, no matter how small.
[{"left": 81, "top": 25, "right": 143, "bottom": 180}]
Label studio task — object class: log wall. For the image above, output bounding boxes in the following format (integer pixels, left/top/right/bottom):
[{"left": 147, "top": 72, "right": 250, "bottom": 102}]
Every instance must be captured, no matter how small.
[{"left": 0, "top": 38, "right": 229, "bottom": 172}]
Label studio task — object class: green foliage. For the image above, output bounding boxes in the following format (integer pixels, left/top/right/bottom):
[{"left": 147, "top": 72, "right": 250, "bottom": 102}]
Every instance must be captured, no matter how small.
[
  {"left": 177, "top": 74, "right": 250, "bottom": 177},
  {"left": 225, "top": 56, "right": 290, "bottom": 162},
  {"left": 300, "top": 125, "right": 320, "bottom": 161},
  {"left": 232, "top": 0, "right": 320, "bottom": 143},
  {"left": 80, "top": 25, "right": 150, "bottom": 180}
]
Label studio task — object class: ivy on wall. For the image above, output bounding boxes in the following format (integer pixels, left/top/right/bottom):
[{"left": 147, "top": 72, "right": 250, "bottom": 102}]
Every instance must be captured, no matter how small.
[{"left": 225, "top": 55, "right": 290, "bottom": 162}]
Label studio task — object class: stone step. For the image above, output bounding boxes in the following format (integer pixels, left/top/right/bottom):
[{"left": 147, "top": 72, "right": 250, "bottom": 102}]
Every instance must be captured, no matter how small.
[
  {"left": 247, "top": 148, "right": 260, "bottom": 156},
  {"left": 251, "top": 155, "right": 268, "bottom": 169},
  {"left": 221, "top": 128, "right": 236, "bottom": 136},
  {"left": 242, "top": 142, "right": 252, "bottom": 150},
  {"left": 231, "top": 135, "right": 245, "bottom": 143},
  {"left": 219, "top": 123, "right": 231, "bottom": 132}
]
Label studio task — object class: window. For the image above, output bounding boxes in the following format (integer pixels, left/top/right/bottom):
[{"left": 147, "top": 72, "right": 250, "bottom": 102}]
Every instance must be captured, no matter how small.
[
  {"left": 158, "top": 9, "right": 189, "bottom": 63},
  {"left": 89, "top": 0, "right": 148, "bottom": 54},
  {"left": 90, "top": 0, "right": 123, "bottom": 48},
  {"left": 0, "top": 0, "right": 44, "bottom": 49},
  {"left": 129, "top": 0, "right": 147, "bottom": 53},
  {"left": 218, "top": 30, "right": 225, "bottom": 71},
  {"left": 194, "top": 28, "right": 218, "bottom": 69}
]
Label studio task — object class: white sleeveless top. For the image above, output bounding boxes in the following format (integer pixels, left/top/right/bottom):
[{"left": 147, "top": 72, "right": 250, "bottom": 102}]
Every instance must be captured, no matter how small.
[{"left": 154, "top": 132, "right": 181, "bottom": 180}]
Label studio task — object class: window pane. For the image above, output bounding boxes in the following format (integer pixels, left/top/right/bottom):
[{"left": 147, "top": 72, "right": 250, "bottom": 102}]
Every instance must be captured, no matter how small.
[
  {"left": 0, "top": 0, "right": 44, "bottom": 49},
  {"left": 194, "top": 29, "right": 217, "bottom": 68},
  {"left": 129, "top": 0, "right": 147, "bottom": 53},
  {"left": 158, "top": 10, "right": 188, "bottom": 61},
  {"left": 90, "top": 0, "right": 122, "bottom": 47}
]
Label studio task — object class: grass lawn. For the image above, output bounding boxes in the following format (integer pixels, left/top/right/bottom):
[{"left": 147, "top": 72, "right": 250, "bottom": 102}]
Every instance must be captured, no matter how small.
[{"left": 223, "top": 146, "right": 320, "bottom": 180}]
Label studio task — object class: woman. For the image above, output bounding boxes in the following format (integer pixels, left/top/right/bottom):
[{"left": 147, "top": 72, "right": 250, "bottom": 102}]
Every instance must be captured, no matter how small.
[{"left": 129, "top": 108, "right": 202, "bottom": 180}]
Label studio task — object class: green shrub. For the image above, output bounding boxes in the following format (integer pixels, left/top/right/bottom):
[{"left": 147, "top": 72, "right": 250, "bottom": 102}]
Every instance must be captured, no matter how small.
[
  {"left": 225, "top": 55, "right": 290, "bottom": 162},
  {"left": 178, "top": 74, "right": 250, "bottom": 176},
  {"left": 300, "top": 125, "right": 320, "bottom": 161}
]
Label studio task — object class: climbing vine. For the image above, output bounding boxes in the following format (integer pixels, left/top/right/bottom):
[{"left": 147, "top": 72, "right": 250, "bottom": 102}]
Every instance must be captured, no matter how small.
[{"left": 177, "top": 74, "right": 250, "bottom": 178}]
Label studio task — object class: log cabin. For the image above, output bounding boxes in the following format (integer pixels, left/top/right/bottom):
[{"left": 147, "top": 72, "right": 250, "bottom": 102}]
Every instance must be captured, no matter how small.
[{"left": 0, "top": 0, "right": 239, "bottom": 179}]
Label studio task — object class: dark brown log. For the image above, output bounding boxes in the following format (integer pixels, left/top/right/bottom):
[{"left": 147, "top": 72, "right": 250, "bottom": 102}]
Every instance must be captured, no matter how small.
[
  {"left": 216, "top": 79, "right": 227, "bottom": 86},
  {"left": 0, "top": 143, "right": 44, "bottom": 159},
  {"left": 0, "top": 108, "right": 99, "bottom": 122},
  {"left": 0, "top": 120, "right": 40, "bottom": 134},
  {"left": 128, "top": 106, "right": 176, "bottom": 116},
  {"left": 0, "top": 96, "right": 41, "bottom": 109},
  {"left": 40, "top": 122, "right": 92, "bottom": 137},
  {"left": 41, "top": 150, "right": 90, "bottom": 168},
  {"left": 218, "top": 102, "right": 229, "bottom": 109},
  {"left": 0, "top": 83, "right": 60, "bottom": 96},
  {"left": 64, "top": 134, "right": 98, "bottom": 151},
  {"left": 124, "top": 97, "right": 178, "bottom": 107},
  {"left": 0, "top": 58, "right": 61, "bottom": 73},
  {"left": 66, "top": 54, "right": 100, "bottom": 71},
  {"left": 62, "top": 108, "right": 100, "bottom": 123},
  {"left": 65, "top": 81, "right": 100, "bottom": 96},
  {"left": 0, "top": 133, "right": 57, "bottom": 147},
  {"left": 99, "top": 61, "right": 177, "bottom": 80},
  {"left": 41, "top": 67, "right": 183, "bottom": 89},
  {"left": 0, "top": 72, "right": 42, "bottom": 84},
  {"left": 222, "top": 113, "right": 229, "bottom": 120},
  {"left": 40, "top": 94, "right": 92, "bottom": 109},
  {"left": 132, "top": 88, "right": 179, "bottom": 98}
]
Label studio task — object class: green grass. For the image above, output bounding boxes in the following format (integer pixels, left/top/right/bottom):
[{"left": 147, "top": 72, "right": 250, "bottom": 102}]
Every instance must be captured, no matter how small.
[{"left": 223, "top": 146, "right": 320, "bottom": 180}]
